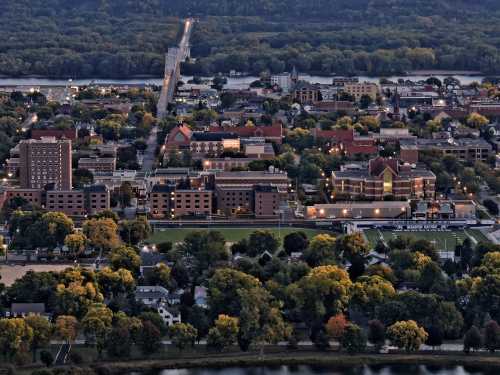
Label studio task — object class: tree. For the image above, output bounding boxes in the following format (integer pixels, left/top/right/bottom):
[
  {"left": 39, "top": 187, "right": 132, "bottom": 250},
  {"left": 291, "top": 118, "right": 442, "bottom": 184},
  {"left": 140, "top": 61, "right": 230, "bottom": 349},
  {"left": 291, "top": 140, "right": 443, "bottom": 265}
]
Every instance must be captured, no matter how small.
[
  {"left": 169, "top": 323, "right": 197, "bottom": 351},
  {"left": 283, "top": 231, "right": 309, "bottom": 255},
  {"left": 83, "top": 218, "right": 120, "bottom": 253},
  {"left": 109, "top": 246, "right": 141, "bottom": 274},
  {"left": 367, "top": 320, "right": 386, "bottom": 350},
  {"left": 97, "top": 267, "right": 135, "bottom": 297},
  {"left": 425, "top": 325, "right": 443, "bottom": 349},
  {"left": 302, "top": 233, "right": 337, "bottom": 267},
  {"left": 55, "top": 316, "right": 78, "bottom": 344},
  {"left": 207, "top": 315, "right": 239, "bottom": 351},
  {"left": 179, "top": 231, "right": 230, "bottom": 275},
  {"left": 39, "top": 350, "right": 53, "bottom": 367},
  {"left": 119, "top": 216, "right": 151, "bottom": 245},
  {"left": 147, "top": 263, "right": 172, "bottom": 289},
  {"left": 350, "top": 275, "right": 395, "bottom": 316},
  {"left": 64, "top": 233, "right": 87, "bottom": 259},
  {"left": 157, "top": 241, "right": 173, "bottom": 254},
  {"left": 247, "top": 230, "right": 279, "bottom": 257},
  {"left": 325, "top": 314, "right": 348, "bottom": 340},
  {"left": 0, "top": 318, "right": 33, "bottom": 361},
  {"left": 466, "top": 112, "right": 489, "bottom": 129},
  {"left": 25, "top": 315, "right": 52, "bottom": 363},
  {"left": 105, "top": 326, "right": 132, "bottom": 358},
  {"left": 484, "top": 320, "right": 500, "bottom": 352},
  {"left": 464, "top": 325, "right": 483, "bottom": 353},
  {"left": 387, "top": 320, "right": 428, "bottom": 352},
  {"left": 340, "top": 323, "right": 367, "bottom": 354},
  {"left": 334, "top": 233, "right": 369, "bottom": 263},
  {"left": 137, "top": 321, "right": 162, "bottom": 355},
  {"left": 81, "top": 304, "right": 113, "bottom": 357},
  {"left": 289, "top": 265, "right": 352, "bottom": 326}
]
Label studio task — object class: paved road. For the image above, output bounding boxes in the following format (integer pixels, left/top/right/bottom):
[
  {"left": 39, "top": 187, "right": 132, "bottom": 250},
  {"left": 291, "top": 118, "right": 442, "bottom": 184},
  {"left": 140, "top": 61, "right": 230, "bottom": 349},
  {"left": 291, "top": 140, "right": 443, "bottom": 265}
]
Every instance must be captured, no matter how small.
[
  {"left": 54, "top": 343, "right": 71, "bottom": 365},
  {"left": 141, "top": 125, "right": 159, "bottom": 171}
]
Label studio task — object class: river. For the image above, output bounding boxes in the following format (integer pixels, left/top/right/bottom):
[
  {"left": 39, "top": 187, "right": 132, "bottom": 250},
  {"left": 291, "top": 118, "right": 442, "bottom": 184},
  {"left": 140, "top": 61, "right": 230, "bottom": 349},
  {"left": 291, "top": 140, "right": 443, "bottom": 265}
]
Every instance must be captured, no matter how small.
[
  {"left": 132, "top": 365, "right": 500, "bottom": 375},
  {"left": 0, "top": 72, "right": 486, "bottom": 89}
]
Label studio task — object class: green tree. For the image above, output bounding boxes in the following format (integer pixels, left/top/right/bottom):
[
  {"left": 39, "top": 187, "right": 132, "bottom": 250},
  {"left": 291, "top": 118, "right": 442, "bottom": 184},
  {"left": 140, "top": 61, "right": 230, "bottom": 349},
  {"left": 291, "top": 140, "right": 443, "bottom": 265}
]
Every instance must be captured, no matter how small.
[
  {"left": 367, "top": 319, "right": 386, "bottom": 350},
  {"left": 340, "top": 323, "right": 367, "bottom": 354},
  {"left": 137, "top": 321, "right": 162, "bottom": 355},
  {"left": 119, "top": 216, "right": 151, "bottom": 245},
  {"left": 247, "top": 230, "right": 279, "bottom": 257},
  {"left": 283, "top": 231, "right": 309, "bottom": 255},
  {"left": 81, "top": 304, "right": 113, "bottom": 357},
  {"left": 105, "top": 326, "right": 132, "bottom": 358},
  {"left": 464, "top": 325, "right": 482, "bottom": 353},
  {"left": 169, "top": 323, "right": 197, "bottom": 351},
  {"left": 64, "top": 233, "right": 87, "bottom": 259},
  {"left": 335, "top": 233, "right": 369, "bottom": 263},
  {"left": 484, "top": 320, "right": 500, "bottom": 352},
  {"left": 302, "top": 233, "right": 337, "bottom": 267},
  {"left": 109, "top": 246, "right": 141, "bottom": 274}
]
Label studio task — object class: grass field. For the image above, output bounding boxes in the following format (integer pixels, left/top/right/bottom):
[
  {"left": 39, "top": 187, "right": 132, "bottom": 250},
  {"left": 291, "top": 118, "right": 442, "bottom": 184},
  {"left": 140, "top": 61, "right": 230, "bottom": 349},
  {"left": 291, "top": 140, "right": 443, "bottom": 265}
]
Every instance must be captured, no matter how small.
[
  {"left": 364, "top": 228, "right": 490, "bottom": 252},
  {"left": 148, "top": 227, "right": 332, "bottom": 244}
]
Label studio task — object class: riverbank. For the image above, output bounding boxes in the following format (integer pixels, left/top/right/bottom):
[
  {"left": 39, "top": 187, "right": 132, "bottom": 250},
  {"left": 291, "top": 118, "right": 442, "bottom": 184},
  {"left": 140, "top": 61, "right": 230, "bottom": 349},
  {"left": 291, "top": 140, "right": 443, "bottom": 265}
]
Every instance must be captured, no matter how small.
[{"left": 89, "top": 351, "right": 500, "bottom": 374}]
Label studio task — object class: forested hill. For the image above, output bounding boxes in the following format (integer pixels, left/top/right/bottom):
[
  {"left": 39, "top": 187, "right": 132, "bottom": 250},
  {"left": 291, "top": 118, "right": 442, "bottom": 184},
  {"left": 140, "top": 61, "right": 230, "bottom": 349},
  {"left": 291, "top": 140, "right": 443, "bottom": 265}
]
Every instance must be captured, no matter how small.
[{"left": 1, "top": 0, "right": 500, "bottom": 78}]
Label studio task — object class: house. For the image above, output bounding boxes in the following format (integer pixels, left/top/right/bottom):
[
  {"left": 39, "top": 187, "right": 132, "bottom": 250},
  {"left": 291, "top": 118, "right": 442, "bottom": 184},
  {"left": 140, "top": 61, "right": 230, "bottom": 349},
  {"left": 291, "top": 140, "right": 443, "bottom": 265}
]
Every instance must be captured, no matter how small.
[
  {"left": 7, "top": 303, "right": 48, "bottom": 318},
  {"left": 194, "top": 286, "right": 208, "bottom": 308},
  {"left": 164, "top": 124, "right": 192, "bottom": 151},
  {"left": 139, "top": 251, "right": 169, "bottom": 278},
  {"left": 157, "top": 303, "right": 182, "bottom": 326},
  {"left": 135, "top": 285, "right": 171, "bottom": 306}
]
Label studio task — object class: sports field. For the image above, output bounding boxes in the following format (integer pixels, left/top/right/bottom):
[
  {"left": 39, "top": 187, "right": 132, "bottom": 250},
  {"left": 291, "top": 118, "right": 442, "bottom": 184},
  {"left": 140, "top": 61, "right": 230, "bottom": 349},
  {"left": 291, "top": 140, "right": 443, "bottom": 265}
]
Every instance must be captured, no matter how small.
[
  {"left": 148, "top": 227, "right": 332, "bottom": 244},
  {"left": 364, "top": 228, "right": 489, "bottom": 252}
]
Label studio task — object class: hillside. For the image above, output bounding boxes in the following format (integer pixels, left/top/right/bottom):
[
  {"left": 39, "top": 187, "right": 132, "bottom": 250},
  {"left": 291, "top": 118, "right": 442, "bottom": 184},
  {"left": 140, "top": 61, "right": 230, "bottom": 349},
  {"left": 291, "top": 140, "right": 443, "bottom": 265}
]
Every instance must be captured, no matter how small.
[{"left": 1, "top": 0, "right": 500, "bottom": 77}]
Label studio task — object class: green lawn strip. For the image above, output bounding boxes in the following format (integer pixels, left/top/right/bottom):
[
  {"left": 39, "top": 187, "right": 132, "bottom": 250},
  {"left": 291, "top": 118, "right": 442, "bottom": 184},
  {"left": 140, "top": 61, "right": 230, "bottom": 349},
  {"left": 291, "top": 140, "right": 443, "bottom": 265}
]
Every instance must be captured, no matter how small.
[{"left": 148, "top": 227, "right": 332, "bottom": 244}]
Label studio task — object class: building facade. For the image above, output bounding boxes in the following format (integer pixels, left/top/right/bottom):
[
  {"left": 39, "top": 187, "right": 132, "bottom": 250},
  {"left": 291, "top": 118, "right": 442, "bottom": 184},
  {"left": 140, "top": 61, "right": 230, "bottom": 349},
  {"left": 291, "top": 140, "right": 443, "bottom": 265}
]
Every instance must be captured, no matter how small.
[
  {"left": 332, "top": 157, "right": 436, "bottom": 200},
  {"left": 19, "top": 137, "right": 72, "bottom": 190}
]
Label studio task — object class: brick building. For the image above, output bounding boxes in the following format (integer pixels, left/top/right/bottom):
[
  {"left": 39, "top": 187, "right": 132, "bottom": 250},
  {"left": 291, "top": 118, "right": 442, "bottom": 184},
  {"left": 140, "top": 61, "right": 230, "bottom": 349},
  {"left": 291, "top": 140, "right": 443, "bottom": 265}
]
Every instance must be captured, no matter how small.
[
  {"left": 19, "top": 137, "right": 72, "bottom": 190},
  {"left": 190, "top": 132, "right": 240, "bottom": 156},
  {"left": 332, "top": 157, "right": 436, "bottom": 200},
  {"left": 149, "top": 184, "right": 212, "bottom": 219},
  {"left": 78, "top": 156, "right": 116, "bottom": 173}
]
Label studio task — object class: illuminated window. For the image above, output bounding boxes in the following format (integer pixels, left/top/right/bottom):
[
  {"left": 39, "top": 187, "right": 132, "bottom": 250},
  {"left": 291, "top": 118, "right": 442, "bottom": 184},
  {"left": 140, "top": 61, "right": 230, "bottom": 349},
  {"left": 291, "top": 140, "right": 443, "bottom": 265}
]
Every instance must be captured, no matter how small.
[{"left": 383, "top": 169, "right": 393, "bottom": 194}]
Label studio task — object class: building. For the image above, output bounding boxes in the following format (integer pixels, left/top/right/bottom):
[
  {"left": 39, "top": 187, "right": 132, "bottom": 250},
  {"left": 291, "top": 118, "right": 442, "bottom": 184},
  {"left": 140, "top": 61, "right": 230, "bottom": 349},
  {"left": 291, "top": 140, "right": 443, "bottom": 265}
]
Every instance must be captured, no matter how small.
[
  {"left": 254, "top": 185, "right": 280, "bottom": 218},
  {"left": 415, "top": 138, "right": 492, "bottom": 162},
  {"left": 202, "top": 157, "right": 256, "bottom": 171},
  {"left": 6, "top": 303, "right": 48, "bottom": 319},
  {"left": 31, "top": 128, "right": 78, "bottom": 141},
  {"left": 399, "top": 140, "right": 419, "bottom": 164},
  {"left": 209, "top": 123, "right": 283, "bottom": 144},
  {"left": 19, "top": 137, "right": 72, "bottom": 190},
  {"left": 3, "top": 185, "right": 109, "bottom": 217},
  {"left": 343, "top": 83, "right": 379, "bottom": 101},
  {"left": 270, "top": 73, "right": 292, "bottom": 93},
  {"left": 190, "top": 132, "right": 240, "bottom": 156},
  {"left": 292, "top": 81, "right": 320, "bottom": 104},
  {"left": 332, "top": 157, "right": 436, "bottom": 200},
  {"left": 306, "top": 201, "right": 411, "bottom": 219},
  {"left": 244, "top": 143, "right": 275, "bottom": 159},
  {"left": 78, "top": 156, "right": 116, "bottom": 173},
  {"left": 164, "top": 124, "right": 192, "bottom": 151},
  {"left": 149, "top": 184, "right": 212, "bottom": 219}
]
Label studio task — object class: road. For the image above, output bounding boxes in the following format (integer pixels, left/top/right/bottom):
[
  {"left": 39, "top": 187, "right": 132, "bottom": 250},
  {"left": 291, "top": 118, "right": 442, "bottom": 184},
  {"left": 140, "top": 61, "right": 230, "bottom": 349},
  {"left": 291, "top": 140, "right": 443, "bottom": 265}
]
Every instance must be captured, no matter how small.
[
  {"left": 54, "top": 343, "right": 71, "bottom": 365},
  {"left": 141, "top": 125, "right": 159, "bottom": 171},
  {"left": 157, "top": 18, "right": 194, "bottom": 119}
]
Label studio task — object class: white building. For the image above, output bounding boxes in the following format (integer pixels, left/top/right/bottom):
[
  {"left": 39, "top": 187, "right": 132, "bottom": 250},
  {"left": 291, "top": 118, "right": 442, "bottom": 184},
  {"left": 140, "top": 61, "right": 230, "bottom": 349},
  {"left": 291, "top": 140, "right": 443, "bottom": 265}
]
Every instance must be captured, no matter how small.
[{"left": 271, "top": 73, "right": 292, "bottom": 93}]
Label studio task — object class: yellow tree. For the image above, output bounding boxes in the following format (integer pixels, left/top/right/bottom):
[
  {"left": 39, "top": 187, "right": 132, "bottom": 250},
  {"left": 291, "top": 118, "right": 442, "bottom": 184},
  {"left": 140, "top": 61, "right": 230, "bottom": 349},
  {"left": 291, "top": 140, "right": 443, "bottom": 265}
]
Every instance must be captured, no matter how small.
[
  {"left": 0, "top": 318, "right": 33, "bottom": 361},
  {"left": 467, "top": 112, "right": 489, "bottom": 129},
  {"left": 64, "top": 233, "right": 87, "bottom": 259},
  {"left": 207, "top": 314, "right": 239, "bottom": 351},
  {"left": 25, "top": 315, "right": 53, "bottom": 363},
  {"left": 56, "top": 315, "right": 78, "bottom": 344},
  {"left": 387, "top": 320, "right": 428, "bottom": 352},
  {"left": 83, "top": 218, "right": 120, "bottom": 253},
  {"left": 81, "top": 303, "right": 113, "bottom": 357}
]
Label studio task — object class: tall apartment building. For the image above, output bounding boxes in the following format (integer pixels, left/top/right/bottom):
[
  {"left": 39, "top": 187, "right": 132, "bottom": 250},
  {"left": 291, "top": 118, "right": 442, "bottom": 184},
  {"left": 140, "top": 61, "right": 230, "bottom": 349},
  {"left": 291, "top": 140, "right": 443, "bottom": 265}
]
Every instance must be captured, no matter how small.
[{"left": 19, "top": 137, "right": 72, "bottom": 190}]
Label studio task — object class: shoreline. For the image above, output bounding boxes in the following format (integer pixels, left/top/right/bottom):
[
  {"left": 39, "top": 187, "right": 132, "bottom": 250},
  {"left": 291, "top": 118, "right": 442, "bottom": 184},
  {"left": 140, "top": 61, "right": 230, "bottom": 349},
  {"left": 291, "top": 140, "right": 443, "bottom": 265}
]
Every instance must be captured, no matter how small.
[{"left": 89, "top": 352, "right": 500, "bottom": 374}]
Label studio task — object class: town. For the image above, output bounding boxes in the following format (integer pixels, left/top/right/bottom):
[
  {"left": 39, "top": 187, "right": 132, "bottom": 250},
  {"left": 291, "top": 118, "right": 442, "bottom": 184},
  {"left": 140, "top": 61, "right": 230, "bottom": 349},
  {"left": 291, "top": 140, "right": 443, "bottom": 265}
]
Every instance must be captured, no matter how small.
[{"left": 2, "top": 14, "right": 500, "bottom": 375}]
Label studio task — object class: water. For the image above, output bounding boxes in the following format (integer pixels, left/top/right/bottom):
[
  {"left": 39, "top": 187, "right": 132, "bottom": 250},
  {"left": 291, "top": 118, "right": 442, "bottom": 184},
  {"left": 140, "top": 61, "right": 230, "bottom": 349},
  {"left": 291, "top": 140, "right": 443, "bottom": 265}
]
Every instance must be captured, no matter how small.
[
  {"left": 0, "top": 72, "right": 486, "bottom": 89},
  {"left": 134, "top": 364, "right": 500, "bottom": 375}
]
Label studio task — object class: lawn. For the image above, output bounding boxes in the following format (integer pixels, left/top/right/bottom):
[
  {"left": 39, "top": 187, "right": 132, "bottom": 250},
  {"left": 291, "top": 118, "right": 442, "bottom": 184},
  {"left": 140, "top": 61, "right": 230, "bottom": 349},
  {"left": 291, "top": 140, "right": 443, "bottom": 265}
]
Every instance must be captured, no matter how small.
[
  {"left": 364, "top": 228, "right": 490, "bottom": 252},
  {"left": 148, "top": 227, "right": 332, "bottom": 244}
]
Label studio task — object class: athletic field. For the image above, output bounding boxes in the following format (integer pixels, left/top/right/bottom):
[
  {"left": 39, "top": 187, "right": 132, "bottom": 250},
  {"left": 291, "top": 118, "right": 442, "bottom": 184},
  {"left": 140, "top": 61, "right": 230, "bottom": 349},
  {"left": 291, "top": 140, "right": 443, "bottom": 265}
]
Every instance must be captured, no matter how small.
[{"left": 363, "top": 228, "right": 489, "bottom": 252}]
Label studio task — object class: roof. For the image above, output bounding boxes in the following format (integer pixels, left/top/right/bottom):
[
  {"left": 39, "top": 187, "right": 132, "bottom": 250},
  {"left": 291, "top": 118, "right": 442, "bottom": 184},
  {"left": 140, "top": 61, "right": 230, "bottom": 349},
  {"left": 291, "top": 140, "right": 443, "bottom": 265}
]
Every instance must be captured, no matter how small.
[
  {"left": 209, "top": 124, "right": 282, "bottom": 139},
  {"left": 191, "top": 132, "right": 239, "bottom": 141},
  {"left": 151, "top": 184, "right": 176, "bottom": 193},
  {"left": 11, "top": 303, "right": 46, "bottom": 314},
  {"left": 83, "top": 184, "right": 108, "bottom": 193},
  {"left": 254, "top": 184, "right": 279, "bottom": 193}
]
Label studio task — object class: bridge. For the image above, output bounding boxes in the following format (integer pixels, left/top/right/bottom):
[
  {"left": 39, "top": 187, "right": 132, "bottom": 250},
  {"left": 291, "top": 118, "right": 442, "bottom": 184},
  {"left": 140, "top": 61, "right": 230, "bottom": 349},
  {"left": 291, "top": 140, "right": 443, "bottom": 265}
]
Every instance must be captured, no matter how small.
[{"left": 157, "top": 18, "right": 194, "bottom": 119}]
